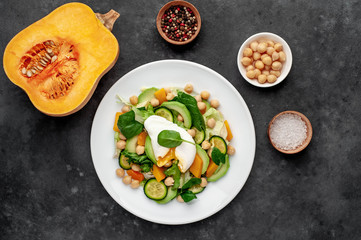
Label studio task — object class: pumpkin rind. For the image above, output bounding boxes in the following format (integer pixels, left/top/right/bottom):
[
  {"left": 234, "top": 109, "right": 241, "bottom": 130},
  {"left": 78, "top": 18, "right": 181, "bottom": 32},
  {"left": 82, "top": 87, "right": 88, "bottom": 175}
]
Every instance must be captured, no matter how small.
[{"left": 3, "top": 3, "right": 119, "bottom": 116}]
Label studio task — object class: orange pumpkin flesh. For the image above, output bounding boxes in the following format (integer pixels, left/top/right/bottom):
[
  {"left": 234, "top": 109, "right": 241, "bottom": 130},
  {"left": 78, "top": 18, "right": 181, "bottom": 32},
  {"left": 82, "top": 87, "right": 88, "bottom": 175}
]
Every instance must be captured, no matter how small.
[{"left": 3, "top": 3, "right": 119, "bottom": 116}]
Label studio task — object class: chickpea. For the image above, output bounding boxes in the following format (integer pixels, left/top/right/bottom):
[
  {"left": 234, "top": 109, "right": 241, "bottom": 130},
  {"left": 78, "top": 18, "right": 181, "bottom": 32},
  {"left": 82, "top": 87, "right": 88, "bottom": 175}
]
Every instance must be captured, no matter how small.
[
  {"left": 136, "top": 145, "right": 145, "bottom": 155},
  {"left": 197, "top": 101, "right": 206, "bottom": 111},
  {"left": 270, "top": 71, "right": 281, "bottom": 78},
  {"left": 187, "top": 129, "right": 196, "bottom": 137},
  {"left": 250, "top": 41, "right": 258, "bottom": 52},
  {"left": 184, "top": 84, "right": 193, "bottom": 93},
  {"left": 258, "top": 74, "right": 267, "bottom": 84},
  {"left": 118, "top": 132, "right": 126, "bottom": 140},
  {"left": 164, "top": 161, "right": 173, "bottom": 168},
  {"left": 207, "top": 118, "right": 216, "bottom": 129},
  {"left": 279, "top": 51, "right": 286, "bottom": 62},
  {"left": 176, "top": 195, "right": 184, "bottom": 203},
  {"left": 262, "top": 70, "right": 270, "bottom": 76},
  {"left": 267, "top": 40, "right": 274, "bottom": 47},
  {"left": 116, "top": 168, "right": 125, "bottom": 178},
  {"left": 243, "top": 47, "right": 253, "bottom": 57},
  {"left": 253, "top": 52, "right": 261, "bottom": 61},
  {"left": 166, "top": 92, "right": 175, "bottom": 101},
  {"left": 116, "top": 140, "right": 126, "bottom": 150},
  {"left": 194, "top": 95, "right": 202, "bottom": 102},
  {"left": 227, "top": 145, "right": 236, "bottom": 155},
  {"left": 262, "top": 56, "right": 272, "bottom": 66},
  {"left": 266, "top": 47, "right": 275, "bottom": 56},
  {"left": 130, "top": 180, "right": 140, "bottom": 189},
  {"left": 246, "top": 70, "right": 256, "bottom": 79},
  {"left": 261, "top": 53, "right": 269, "bottom": 60},
  {"left": 255, "top": 60, "right": 265, "bottom": 70},
  {"left": 177, "top": 114, "right": 184, "bottom": 122},
  {"left": 272, "top": 61, "right": 282, "bottom": 71},
  {"left": 274, "top": 43, "right": 283, "bottom": 52},
  {"left": 123, "top": 175, "right": 132, "bottom": 185},
  {"left": 200, "top": 91, "right": 210, "bottom": 100},
  {"left": 241, "top": 57, "right": 252, "bottom": 66},
  {"left": 164, "top": 177, "right": 174, "bottom": 186},
  {"left": 272, "top": 51, "right": 279, "bottom": 61},
  {"left": 131, "top": 164, "right": 141, "bottom": 172},
  {"left": 257, "top": 42, "right": 268, "bottom": 53},
  {"left": 267, "top": 74, "right": 277, "bottom": 83},
  {"left": 150, "top": 98, "right": 159, "bottom": 107},
  {"left": 200, "top": 177, "right": 208, "bottom": 187},
  {"left": 122, "top": 105, "right": 131, "bottom": 113},
  {"left": 210, "top": 99, "right": 220, "bottom": 109},
  {"left": 246, "top": 65, "right": 255, "bottom": 72},
  {"left": 254, "top": 69, "right": 261, "bottom": 78},
  {"left": 164, "top": 87, "right": 171, "bottom": 94},
  {"left": 264, "top": 65, "right": 271, "bottom": 71},
  {"left": 129, "top": 95, "right": 138, "bottom": 105},
  {"left": 201, "top": 140, "right": 211, "bottom": 150}
]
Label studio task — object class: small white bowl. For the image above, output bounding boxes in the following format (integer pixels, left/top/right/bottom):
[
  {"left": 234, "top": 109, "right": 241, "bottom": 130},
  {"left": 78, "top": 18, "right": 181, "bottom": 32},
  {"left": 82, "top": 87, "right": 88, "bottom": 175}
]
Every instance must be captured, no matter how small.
[{"left": 237, "top": 32, "right": 293, "bottom": 88}]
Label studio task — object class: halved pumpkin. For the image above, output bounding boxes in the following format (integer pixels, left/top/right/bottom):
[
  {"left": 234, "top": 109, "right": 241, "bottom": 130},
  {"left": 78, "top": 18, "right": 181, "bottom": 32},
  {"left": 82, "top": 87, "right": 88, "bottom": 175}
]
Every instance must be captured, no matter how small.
[{"left": 3, "top": 2, "right": 120, "bottom": 116}]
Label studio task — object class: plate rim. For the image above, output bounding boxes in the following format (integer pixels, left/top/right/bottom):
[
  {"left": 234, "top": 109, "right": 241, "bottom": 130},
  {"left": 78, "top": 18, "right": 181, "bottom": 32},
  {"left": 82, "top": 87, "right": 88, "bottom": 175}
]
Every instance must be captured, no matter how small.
[{"left": 90, "top": 59, "right": 256, "bottom": 225}]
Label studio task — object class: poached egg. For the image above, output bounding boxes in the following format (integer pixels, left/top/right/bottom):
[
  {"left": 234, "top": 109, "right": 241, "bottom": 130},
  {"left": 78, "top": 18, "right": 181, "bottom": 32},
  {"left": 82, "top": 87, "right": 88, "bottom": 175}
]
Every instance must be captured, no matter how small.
[{"left": 144, "top": 115, "right": 196, "bottom": 173}]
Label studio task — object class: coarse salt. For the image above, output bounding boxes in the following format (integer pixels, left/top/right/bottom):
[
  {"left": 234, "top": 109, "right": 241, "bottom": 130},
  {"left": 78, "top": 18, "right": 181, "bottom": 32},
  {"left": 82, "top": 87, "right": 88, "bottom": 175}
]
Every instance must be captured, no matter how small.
[{"left": 269, "top": 113, "right": 307, "bottom": 150}]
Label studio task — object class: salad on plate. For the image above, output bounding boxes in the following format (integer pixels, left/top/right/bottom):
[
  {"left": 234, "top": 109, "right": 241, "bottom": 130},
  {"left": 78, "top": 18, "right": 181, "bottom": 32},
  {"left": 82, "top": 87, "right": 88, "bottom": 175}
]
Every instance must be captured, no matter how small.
[{"left": 112, "top": 83, "right": 235, "bottom": 204}]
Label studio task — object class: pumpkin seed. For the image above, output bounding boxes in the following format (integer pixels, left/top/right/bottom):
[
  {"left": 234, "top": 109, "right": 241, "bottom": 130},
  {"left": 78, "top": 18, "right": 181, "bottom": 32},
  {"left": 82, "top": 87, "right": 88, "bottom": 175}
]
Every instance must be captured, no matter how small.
[
  {"left": 22, "top": 67, "right": 27, "bottom": 74},
  {"left": 51, "top": 55, "right": 58, "bottom": 63},
  {"left": 27, "top": 70, "right": 32, "bottom": 77},
  {"left": 45, "top": 53, "right": 51, "bottom": 60}
]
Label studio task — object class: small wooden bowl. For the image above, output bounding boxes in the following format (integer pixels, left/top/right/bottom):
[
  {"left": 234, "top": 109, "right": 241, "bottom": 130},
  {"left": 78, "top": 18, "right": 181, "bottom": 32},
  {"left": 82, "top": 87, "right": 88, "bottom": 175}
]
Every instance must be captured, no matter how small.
[
  {"left": 268, "top": 111, "right": 313, "bottom": 154},
  {"left": 156, "top": 0, "right": 201, "bottom": 45}
]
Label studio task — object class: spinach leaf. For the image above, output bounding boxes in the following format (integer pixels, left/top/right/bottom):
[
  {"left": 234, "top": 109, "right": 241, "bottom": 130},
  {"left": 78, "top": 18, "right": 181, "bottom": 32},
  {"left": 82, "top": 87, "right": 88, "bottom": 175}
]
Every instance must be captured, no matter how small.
[
  {"left": 122, "top": 151, "right": 153, "bottom": 172},
  {"left": 180, "top": 190, "right": 197, "bottom": 202},
  {"left": 117, "top": 110, "right": 144, "bottom": 139},
  {"left": 157, "top": 130, "right": 195, "bottom": 148},
  {"left": 164, "top": 161, "right": 181, "bottom": 189},
  {"left": 176, "top": 91, "right": 206, "bottom": 132},
  {"left": 211, "top": 147, "right": 226, "bottom": 165},
  {"left": 181, "top": 178, "right": 202, "bottom": 190}
]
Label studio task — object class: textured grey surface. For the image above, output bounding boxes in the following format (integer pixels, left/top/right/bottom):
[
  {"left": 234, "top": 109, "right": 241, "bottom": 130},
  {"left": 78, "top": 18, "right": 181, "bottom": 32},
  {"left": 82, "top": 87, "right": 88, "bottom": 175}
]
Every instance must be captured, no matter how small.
[{"left": 1, "top": 0, "right": 361, "bottom": 239}]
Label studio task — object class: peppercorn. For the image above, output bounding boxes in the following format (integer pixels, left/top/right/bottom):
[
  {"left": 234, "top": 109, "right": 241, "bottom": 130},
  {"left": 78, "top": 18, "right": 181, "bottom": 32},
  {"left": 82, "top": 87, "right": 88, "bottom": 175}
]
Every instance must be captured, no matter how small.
[{"left": 161, "top": 5, "right": 198, "bottom": 42}]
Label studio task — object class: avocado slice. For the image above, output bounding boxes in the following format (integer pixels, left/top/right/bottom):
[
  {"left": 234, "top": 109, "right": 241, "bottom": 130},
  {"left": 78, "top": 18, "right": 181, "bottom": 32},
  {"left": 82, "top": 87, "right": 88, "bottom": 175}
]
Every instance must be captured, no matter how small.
[
  {"left": 138, "top": 87, "right": 159, "bottom": 103},
  {"left": 145, "top": 136, "right": 157, "bottom": 164},
  {"left": 155, "top": 186, "right": 178, "bottom": 204},
  {"left": 161, "top": 101, "right": 192, "bottom": 129},
  {"left": 196, "top": 145, "right": 209, "bottom": 174},
  {"left": 125, "top": 135, "right": 138, "bottom": 153},
  {"left": 207, "top": 155, "right": 230, "bottom": 182}
]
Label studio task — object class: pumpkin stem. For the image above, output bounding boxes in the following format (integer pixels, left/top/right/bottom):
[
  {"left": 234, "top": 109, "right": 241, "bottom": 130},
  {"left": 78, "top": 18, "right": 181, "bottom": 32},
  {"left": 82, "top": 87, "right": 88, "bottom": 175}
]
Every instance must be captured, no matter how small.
[{"left": 95, "top": 10, "right": 120, "bottom": 31}]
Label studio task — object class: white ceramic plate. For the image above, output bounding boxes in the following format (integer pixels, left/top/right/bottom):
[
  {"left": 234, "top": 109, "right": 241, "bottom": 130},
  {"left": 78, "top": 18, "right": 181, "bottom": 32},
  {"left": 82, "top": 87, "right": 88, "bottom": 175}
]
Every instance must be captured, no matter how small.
[
  {"left": 90, "top": 60, "right": 256, "bottom": 225},
  {"left": 237, "top": 32, "right": 293, "bottom": 88}
]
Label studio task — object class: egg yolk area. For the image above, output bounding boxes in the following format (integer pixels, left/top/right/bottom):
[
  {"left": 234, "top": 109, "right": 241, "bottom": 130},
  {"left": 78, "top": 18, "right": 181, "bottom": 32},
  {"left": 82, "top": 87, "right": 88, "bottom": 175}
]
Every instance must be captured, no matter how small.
[{"left": 157, "top": 148, "right": 176, "bottom": 167}]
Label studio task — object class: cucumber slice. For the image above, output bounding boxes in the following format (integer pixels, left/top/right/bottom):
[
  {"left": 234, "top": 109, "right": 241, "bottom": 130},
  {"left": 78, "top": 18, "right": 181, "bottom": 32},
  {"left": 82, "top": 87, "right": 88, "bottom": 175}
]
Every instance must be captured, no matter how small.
[
  {"left": 189, "top": 184, "right": 204, "bottom": 194},
  {"left": 125, "top": 135, "right": 138, "bottom": 153},
  {"left": 138, "top": 87, "right": 158, "bottom": 103},
  {"left": 155, "top": 186, "right": 178, "bottom": 204},
  {"left": 145, "top": 136, "right": 157, "bottom": 164},
  {"left": 209, "top": 135, "right": 227, "bottom": 154},
  {"left": 119, "top": 153, "right": 131, "bottom": 170},
  {"left": 155, "top": 107, "right": 173, "bottom": 122},
  {"left": 161, "top": 101, "right": 192, "bottom": 129},
  {"left": 208, "top": 155, "right": 230, "bottom": 182},
  {"left": 196, "top": 145, "right": 209, "bottom": 174},
  {"left": 144, "top": 179, "right": 167, "bottom": 200},
  {"left": 192, "top": 127, "right": 205, "bottom": 144}
]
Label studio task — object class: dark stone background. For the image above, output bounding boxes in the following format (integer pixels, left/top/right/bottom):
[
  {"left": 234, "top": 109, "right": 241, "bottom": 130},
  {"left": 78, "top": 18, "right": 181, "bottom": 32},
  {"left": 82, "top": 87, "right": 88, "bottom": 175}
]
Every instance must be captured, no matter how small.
[{"left": 1, "top": 0, "right": 360, "bottom": 239}]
